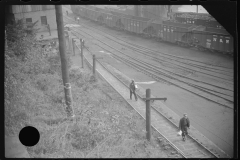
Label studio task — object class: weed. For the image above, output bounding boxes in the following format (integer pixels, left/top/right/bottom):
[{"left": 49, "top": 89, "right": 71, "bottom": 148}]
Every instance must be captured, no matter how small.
[{"left": 5, "top": 22, "right": 169, "bottom": 157}]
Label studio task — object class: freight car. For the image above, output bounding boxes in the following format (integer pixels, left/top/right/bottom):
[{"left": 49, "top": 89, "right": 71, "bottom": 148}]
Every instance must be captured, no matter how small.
[
  {"left": 71, "top": 5, "right": 233, "bottom": 55},
  {"left": 111, "top": 10, "right": 151, "bottom": 34},
  {"left": 191, "top": 27, "right": 233, "bottom": 54}
]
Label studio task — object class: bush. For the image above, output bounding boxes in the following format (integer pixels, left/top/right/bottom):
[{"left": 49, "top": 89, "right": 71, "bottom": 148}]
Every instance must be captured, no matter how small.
[
  {"left": 6, "top": 20, "right": 38, "bottom": 58},
  {"left": 4, "top": 19, "right": 64, "bottom": 137}
]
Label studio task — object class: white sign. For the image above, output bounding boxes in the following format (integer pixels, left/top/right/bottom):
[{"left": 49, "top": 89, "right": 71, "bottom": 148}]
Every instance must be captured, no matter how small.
[
  {"left": 99, "top": 50, "right": 111, "bottom": 55},
  {"left": 135, "top": 81, "right": 156, "bottom": 84},
  {"left": 64, "top": 24, "right": 81, "bottom": 28}
]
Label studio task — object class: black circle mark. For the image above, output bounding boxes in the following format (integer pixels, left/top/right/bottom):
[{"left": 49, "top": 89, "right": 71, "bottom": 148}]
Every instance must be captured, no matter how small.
[{"left": 19, "top": 126, "right": 40, "bottom": 147}]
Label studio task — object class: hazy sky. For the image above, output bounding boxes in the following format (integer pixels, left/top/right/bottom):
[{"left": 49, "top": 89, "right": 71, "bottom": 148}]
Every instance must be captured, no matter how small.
[
  {"left": 177, "top": 5, "right": 208, "bottom": 13},
  {"left": 95, "top": 5, "right": 209, "bottom": 14}
]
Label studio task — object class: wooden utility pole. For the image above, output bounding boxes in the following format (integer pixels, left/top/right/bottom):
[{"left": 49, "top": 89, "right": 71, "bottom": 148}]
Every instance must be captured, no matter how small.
[
  {"left": 72, "top": 38, "right": 75, "bottom": 56},
  {"left": 146, "top": 89, "right": 151, "bottom": 141},
  {"left": 81, "top": 39, "right": 84, "bottom": 68},
  {"left": 55, "top": 5, "right": 74, "bottom": 118},
  {"left": 93, "top": 54, "right": 96, "bottom": 76},
  {"left": 92, "top": 54, "right": 103, "bottom": 79},
  {"left": 143, "top": 89, "right": 167, "bottom": 141},
  {"left": 47, "top": 24, "right": 51, "bottom": 36},
  {"left": 68, "top": 31, "right": 73, "bottom": 54},
  {"left": 5, "top": 30, "right": 7, "bottom": 49}
]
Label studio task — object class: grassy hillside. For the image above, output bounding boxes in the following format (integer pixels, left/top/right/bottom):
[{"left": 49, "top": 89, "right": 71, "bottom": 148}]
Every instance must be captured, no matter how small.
[{"left": 5, "top": 22, "right": 179, "bottom": 158}]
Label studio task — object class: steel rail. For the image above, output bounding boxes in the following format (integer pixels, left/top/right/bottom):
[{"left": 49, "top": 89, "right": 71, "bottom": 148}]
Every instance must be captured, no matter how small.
[
  {"left": 63, "top": 14, "right": 233, "bottom": 89},
  {"left": 68, "top": 28, "right": 233, "bottom": 109},
  {"left": 72, "top": 36, "right": 219, "bottom": 158},
  {"left": 65, "top": 8, "right": 233, "bottom": 71}
]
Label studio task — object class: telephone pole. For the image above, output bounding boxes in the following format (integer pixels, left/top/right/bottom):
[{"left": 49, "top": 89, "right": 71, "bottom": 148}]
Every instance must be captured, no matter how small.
[
  {"left": 55, "top": 5, "right": 74, "bottom": 118},
  {"left": 143, "top": 89, "right": 167, "bottom": 141}
]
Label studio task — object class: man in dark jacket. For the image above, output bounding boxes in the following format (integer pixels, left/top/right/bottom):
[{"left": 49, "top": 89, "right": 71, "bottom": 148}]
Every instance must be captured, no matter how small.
[
  {"left": 129, "top": 79, "right": 138, "bottom": 101},
  {"left": 179, "top": 113, "right": 190, "bottom": 141}
]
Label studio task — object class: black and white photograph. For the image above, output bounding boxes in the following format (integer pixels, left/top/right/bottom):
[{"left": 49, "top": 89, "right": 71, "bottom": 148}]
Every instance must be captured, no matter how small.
[{"left": 4, "top": 3, "right": 236, "bottom": 158}]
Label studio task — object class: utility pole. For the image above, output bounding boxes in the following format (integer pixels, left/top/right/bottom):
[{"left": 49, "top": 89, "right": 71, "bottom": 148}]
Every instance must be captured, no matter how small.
[
  {"left": 92, "top": 54, "right": 103, "bottom": 79},
  {"left": 47, "top": 24, "right": 51, "bottom": 36},
  {"left": 81, "top": 39, "right": 84, "bottom": 68},
  {"left": 55, "top": 5, "right": 75, "bottom": 118},
  {"left": 146, "top": 89, "right": 151, "bottom": 141},
  {"left": 93, "top": 54, "right": 96, "bottom": 76},
  {"left": 143, "top": 89, "right": 167, "bottom": 141},
  {"left": 5, "top": 30, "right": 7, "bottom": 49},
  {"left": 65, "top": 28, "right": 73, "bottom": 54},
  {"left": 72, "top": 38, "right": 75, "bottom": 56}
]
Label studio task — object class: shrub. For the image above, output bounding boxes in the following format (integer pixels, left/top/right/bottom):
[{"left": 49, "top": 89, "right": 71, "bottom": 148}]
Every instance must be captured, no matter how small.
[{"left": 5, "top": 19, "right": 63, "bottom": 137}]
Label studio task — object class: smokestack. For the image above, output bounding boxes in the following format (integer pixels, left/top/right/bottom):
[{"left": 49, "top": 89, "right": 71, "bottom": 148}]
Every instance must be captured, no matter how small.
[
  {"left": 134, "top": 5, "right": 139, "bottom": 17},
  {"left": 167, "top": 5, "right": 171, "bottom": 19}
]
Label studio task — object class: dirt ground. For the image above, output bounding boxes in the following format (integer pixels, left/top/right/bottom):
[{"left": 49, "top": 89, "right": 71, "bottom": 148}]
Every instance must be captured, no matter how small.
[{"left": 64, "top": 6, "right": 234, "bottom": 156}]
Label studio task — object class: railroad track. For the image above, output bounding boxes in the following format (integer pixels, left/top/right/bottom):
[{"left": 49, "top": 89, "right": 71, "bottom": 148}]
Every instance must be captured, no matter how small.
[
  {"left": 63, "top": 6, "right": 233, "bottom": 156},
  {"left": 63, "top": 14, "right": 233, "bottom": 87},
  {"left": 123, "top": 45, "right": 233, "bottom": 81},
  {"left": 107, "top": 54, "right": 233, "bottom": 101},
  {"left": 121, "top": 38, "right": 233, "bottom": 71},
  {"left": 69, "top": 32, "right": 221, "bottom": 158},
  {"left": 89, "top": 26, "right": 233, "bottom": 77},
  {"left": 63, "top": 16, "right": 233, "bottom": 109},
  {"left": 63, "top": 11, "right": 233, "bottom": 76}
]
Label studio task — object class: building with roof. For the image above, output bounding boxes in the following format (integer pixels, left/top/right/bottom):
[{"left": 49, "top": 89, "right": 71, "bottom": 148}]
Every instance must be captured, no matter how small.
[{"left": 10, "top": 5, "right": 57, "bottom": 33}]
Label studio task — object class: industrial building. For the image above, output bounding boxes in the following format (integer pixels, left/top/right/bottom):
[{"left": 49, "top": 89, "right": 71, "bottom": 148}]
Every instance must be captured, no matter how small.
[{"left": 10, "top": 5, "right": 57, "bottom": 33}]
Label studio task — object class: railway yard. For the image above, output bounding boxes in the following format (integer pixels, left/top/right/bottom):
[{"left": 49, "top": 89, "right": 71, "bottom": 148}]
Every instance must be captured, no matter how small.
[
  {"left": 62, "top": 5, "right": 234, "bottom": 158},
  {"left": 4, "top": 3, "right": 236, "bottom": 158}
]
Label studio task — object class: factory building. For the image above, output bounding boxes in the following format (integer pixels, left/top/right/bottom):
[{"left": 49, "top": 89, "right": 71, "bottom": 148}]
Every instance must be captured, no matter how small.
[{"left": 10, "top": 5, "right": 57, "bottom": 33}]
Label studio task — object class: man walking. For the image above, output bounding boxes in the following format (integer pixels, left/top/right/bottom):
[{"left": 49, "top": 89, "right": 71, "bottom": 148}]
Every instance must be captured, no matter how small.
[
  {"left": 129, "top": 79, "right": 138, "bottom": 101},
  {"left": 179, "top": 113, "right": 190, "bottom": 141}
]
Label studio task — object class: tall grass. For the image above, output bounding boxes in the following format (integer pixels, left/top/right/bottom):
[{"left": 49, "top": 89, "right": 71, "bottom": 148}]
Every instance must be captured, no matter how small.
[{"left": 5, "top": 21, "right": 172, "bottom": 158}]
